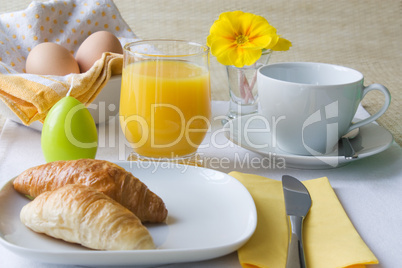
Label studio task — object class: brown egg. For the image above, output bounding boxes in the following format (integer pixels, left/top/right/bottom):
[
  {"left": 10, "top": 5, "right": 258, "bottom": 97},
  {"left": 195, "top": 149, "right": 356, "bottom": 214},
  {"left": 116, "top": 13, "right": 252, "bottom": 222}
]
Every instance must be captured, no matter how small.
[
  {"left": 26, "top": 42, "right": 80, "bottom": 76},
  {"left": 75, "top": 31, "right": 123, "bottom": 73}
]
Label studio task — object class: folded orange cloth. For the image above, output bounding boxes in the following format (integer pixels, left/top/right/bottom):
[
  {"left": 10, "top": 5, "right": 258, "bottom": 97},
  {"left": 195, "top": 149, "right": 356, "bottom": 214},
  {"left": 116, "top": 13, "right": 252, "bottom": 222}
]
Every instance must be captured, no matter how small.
[
  {"left": 0, "top": 52, "right": 122, "bottom": 125},
  {"left": 230, "top": 172, "right": 378, "bottom": 268}
]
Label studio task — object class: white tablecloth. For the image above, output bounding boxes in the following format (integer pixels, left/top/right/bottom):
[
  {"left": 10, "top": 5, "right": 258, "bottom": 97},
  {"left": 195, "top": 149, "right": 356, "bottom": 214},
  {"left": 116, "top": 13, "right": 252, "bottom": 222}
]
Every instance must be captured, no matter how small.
[{"left": 1, "top": 101, "right": 401, "bottom": 268}]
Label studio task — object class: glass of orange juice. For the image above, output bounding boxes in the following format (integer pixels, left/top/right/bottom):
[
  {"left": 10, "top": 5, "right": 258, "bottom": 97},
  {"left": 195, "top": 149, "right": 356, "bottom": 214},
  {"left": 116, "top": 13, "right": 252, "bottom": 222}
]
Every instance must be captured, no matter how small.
[{"left": 120, "top": 40, "right": 211, "bottom": 163}]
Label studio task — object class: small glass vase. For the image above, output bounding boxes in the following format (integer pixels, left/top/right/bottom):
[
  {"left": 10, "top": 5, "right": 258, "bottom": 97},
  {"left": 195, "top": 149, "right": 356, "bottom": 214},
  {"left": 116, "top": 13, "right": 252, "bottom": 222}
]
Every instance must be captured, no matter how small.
[{"left": 224, "top": 50, "right": 272, "bottom": 122}]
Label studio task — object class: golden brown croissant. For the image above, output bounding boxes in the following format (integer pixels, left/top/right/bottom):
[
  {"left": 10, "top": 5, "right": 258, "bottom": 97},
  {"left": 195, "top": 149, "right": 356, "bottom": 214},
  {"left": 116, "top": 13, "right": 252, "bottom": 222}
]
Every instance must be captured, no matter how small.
[
  {"left": 13, "top": 159, "right": 167, "bottom": 223},
  {"left": 20, "top": 184, "right": 155, "bottom": 250}
]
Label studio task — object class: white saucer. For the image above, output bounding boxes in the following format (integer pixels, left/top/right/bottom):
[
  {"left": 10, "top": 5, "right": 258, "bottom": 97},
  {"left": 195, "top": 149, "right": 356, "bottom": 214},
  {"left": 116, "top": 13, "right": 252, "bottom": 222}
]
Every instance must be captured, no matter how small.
[{"left": 223, "top": 114, "right": 394, "bottom": 169}]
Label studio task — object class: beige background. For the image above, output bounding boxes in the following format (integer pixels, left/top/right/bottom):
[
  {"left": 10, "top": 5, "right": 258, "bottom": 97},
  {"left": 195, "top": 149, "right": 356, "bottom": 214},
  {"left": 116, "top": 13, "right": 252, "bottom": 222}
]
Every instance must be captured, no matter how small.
[{"left": 1, "top": 0, "right": 401, "bottom": 145}]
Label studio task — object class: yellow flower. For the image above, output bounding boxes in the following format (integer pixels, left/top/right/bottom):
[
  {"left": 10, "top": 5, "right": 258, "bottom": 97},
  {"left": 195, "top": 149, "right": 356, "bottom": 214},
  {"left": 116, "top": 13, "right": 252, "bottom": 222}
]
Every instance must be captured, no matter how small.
[{"left": 207, "top": 11, "right": 291, "bottom": 68}]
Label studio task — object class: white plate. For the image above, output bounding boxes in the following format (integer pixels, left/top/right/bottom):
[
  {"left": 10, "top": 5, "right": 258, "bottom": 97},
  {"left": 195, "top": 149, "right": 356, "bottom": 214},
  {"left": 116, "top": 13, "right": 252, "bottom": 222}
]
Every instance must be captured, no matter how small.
[
  {"left": 0, "top": 162, "right": 256, "bottom": 266},
  {"left": 223, "top": 114, "right": 394, "bottom": 169}
]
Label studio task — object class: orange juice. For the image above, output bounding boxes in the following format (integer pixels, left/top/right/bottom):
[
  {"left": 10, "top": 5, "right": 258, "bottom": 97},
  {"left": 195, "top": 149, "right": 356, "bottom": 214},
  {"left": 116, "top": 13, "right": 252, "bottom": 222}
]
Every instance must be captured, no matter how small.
[{"left": 120, "top": 60, "right": 211, "bottom": 158}]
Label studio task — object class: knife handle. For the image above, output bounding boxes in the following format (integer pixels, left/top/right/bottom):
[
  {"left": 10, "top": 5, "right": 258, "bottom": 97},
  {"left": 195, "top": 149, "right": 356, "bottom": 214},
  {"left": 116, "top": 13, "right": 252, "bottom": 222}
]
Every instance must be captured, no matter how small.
[{"left": 286, "top": 215, "right": 307, "bottom": 268}]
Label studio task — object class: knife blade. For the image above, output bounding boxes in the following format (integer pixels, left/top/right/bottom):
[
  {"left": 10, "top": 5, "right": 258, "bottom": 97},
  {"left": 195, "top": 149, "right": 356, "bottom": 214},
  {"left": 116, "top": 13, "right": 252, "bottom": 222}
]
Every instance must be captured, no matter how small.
[{"left": 282, "top": 175, "right": 312, "bottom": 268}]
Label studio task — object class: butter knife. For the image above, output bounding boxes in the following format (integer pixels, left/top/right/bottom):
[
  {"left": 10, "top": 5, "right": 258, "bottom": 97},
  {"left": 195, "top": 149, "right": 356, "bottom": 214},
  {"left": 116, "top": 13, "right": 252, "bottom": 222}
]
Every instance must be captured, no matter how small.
[{"left": 282, "top": 175, "right": 312, "bottom": 268}]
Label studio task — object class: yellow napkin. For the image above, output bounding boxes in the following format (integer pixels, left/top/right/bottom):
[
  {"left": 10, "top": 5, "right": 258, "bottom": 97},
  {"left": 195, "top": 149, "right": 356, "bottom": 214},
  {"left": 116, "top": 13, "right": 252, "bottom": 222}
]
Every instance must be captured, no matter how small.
[
  {"left": 230, "top": 172, "right": 378, "bottom": 268},
  {"left": 0, "top": 0, "right": 136, "bottom": 125}
]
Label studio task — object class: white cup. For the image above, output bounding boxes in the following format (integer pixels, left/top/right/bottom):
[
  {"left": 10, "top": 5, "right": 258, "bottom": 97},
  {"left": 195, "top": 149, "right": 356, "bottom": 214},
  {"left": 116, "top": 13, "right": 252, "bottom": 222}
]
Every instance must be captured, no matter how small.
[{"left": 257, "top": 62, "right": 391, "bottom": 156}]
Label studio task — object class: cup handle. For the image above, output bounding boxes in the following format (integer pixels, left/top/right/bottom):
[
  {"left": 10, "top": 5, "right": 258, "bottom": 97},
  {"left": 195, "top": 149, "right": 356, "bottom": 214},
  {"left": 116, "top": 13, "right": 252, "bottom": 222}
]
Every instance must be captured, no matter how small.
[{"left": 347, "top": 83, "right": 391, "bottom": 133}]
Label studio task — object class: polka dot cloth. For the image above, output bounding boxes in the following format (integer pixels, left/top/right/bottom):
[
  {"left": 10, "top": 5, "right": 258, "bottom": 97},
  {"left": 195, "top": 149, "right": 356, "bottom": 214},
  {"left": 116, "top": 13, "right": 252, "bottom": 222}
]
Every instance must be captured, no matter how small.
[{"left": 0, "top": 0, "right": 136, "bottom": 73}]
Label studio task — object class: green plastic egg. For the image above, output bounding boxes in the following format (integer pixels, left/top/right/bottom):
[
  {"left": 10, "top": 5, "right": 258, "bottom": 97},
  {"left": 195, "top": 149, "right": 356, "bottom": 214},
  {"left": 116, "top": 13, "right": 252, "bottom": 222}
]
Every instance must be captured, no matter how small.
[{"left": 41, "top": 96, "right": 98, "bottom": 162}]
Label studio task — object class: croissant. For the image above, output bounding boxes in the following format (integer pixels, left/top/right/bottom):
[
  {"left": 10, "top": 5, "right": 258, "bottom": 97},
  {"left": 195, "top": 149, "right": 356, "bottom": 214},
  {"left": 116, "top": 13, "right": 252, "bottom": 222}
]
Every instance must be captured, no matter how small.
[
  {"left": 13, "top": 159, "right": 167, "bottom": 223},
  {"left": 20, "top": 184, "right": 155, "bottom": 250}
]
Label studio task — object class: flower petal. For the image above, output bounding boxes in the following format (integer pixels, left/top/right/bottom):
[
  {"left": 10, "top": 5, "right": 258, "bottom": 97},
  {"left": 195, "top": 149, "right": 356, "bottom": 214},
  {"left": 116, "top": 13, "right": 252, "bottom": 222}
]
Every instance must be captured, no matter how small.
[
  {"left": 241, "top": 48, "right": 262, "bottom": 67},
  {"left": 264, "top": 35, "right": 279, "bottom": 50},
  {"left": 210, "top": 38, "right": 234, "bottom": 57},
  {"left": 228, "top": 47, "right": 262, "bottom": 68},
  {"left": 243, "top": 13, "right": 272, "bottom": 37},
  {"left": 227, "top": 47, "right": 242, "bottom": 67},
  {"left": 219, "top": 11, "right": 245, "bottom": 36},
  {"left": 209, "top": 19, "right": 236, "bottom": 40},
  {"left": 271, "top": 37, "right": 292, "bottom": 51},
  {"left": 245, "top": 35, "right": 273, "bottom": 49},
  {"left": 210, "top": 38, "right": 236, "bottom": 66}
]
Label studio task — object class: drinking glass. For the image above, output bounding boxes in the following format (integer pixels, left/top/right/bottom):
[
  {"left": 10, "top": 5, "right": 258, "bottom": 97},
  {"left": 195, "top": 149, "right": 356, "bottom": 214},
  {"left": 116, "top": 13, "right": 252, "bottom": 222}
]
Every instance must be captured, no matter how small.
[
  {"left": 225, "top": 49, "right": 271, "bottom": 121},
  {"left": 119, "top": 40, "right": 211, "bottom": 163}
]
